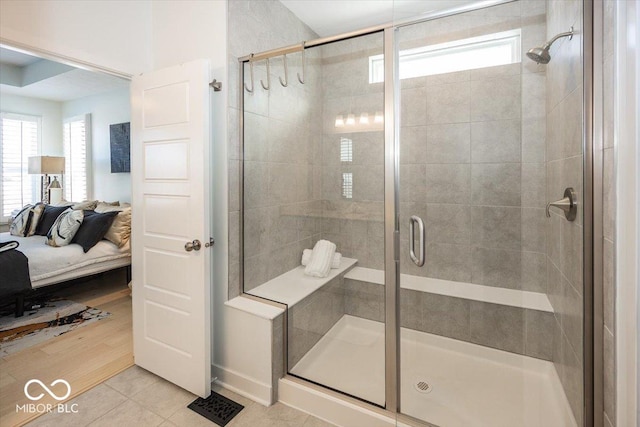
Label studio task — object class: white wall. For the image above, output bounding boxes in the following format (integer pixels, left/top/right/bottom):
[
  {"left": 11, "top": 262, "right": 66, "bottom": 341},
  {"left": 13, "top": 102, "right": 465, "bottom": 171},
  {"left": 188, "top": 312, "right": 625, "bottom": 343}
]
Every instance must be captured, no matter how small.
[
  {"left": 616, "top": 0, "right": 640, "bottom": 424},
  {"left": 2, "top": 0, "right": 232, "bottom": 393},
  {"left": 0, "top": 93, "right": 63, "bottom": 156},
  {"left": 62, "top": 88, "right": 131, "bottom": 203},
  {"left": 0, "top": 0, "right": 152, "bottom": 76}
]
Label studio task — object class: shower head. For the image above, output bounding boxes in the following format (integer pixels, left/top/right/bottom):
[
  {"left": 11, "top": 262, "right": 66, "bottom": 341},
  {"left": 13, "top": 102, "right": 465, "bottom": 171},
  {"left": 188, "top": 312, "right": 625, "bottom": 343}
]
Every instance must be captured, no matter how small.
[
  {"left": 526, "top": 27, "right": 574, "bottom": 64},
  {"left": 526, "top": 46, "right": 551, "bottom": 64}
]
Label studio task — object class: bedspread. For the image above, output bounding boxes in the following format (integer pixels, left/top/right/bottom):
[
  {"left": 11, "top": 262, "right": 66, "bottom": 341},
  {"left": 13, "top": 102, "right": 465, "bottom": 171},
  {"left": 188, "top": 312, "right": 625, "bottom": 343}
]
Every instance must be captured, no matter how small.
[{"left": 0, "top": 233, "right": 130, "bottom": 283}]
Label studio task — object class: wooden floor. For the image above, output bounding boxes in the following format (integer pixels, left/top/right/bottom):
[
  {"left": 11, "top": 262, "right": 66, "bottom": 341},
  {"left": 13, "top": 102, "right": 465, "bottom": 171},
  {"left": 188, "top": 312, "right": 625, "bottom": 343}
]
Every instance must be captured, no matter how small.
[{"left": 0, "top": 270, "right": 133, "bottom": 427}]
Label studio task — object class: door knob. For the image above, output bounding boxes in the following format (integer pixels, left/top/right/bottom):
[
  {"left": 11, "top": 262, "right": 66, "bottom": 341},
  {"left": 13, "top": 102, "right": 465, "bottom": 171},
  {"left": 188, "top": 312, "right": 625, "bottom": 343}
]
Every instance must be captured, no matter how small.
[{"left": 184, "top": 239, "right": 202, "bottom": 252}]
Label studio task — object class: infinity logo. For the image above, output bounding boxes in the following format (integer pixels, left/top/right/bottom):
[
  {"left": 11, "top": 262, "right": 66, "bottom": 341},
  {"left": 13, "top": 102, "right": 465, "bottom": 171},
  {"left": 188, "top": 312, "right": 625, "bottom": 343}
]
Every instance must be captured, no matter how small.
[{"left": 24, "top": 379, "right": 71, "bottom": 401}]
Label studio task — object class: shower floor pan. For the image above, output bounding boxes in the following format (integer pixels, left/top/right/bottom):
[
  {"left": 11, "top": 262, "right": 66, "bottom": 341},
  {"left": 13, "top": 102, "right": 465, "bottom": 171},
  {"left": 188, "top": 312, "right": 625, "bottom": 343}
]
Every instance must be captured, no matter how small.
[{"left": 290, "top": 315, "right": 577, "bottom": 427}]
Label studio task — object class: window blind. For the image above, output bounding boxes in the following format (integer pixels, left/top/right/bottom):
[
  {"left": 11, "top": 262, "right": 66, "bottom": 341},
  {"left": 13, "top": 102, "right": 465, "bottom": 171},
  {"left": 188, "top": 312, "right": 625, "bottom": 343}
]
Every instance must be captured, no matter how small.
[
  {"left": 0, "top": 113, "right": 40, "bottom": 219},
  {"left": 63, "top": 114, "right": 90, "bottom": 202}
]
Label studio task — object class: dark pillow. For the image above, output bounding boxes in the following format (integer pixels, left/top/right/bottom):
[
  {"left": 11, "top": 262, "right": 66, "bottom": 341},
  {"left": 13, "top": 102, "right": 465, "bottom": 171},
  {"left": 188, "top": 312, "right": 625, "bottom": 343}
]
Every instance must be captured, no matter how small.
[
  {"left": 35, "top": 205, "right": 71, "bottom": 236},
  {"left": 72, "top": 210, "right": 118, "bottom": 253}
]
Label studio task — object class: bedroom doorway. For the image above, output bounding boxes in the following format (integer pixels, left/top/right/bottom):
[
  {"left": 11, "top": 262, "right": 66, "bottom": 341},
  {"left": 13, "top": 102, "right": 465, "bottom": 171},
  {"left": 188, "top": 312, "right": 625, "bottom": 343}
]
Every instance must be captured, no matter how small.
[{"left": 0, "top": 45, "right": 134, "bottom": 426}]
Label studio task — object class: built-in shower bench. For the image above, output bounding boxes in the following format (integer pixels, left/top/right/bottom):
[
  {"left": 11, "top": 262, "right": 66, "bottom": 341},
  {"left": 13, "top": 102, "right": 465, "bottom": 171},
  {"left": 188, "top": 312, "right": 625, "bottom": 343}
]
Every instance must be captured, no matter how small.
[
  {"left": 343, "top": 266, "right": 556, "bottom": 362},
  {"left": 216, "top": 257, "right": 357, "bottom": 407},
  {"left": 344, "top": 267, "right": 554, "bottom": 313},
  {"left": 248, "top": 257, "right": 358, "bottom": 307}
]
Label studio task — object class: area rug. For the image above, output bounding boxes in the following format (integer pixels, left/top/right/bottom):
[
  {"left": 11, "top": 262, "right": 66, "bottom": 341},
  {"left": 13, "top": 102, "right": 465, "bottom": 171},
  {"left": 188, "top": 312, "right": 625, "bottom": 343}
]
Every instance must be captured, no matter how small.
[{"left": 0, "top": 299, "right": 110, "bottom": 356}]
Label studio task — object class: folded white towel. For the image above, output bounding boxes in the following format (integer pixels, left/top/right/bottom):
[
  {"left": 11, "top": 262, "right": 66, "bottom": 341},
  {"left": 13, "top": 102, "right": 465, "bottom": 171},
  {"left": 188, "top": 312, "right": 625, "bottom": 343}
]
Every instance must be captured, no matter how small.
[
  {"left": 301, "top": 249, "right": 342, "bottom": 269},
  {"left": 304, "top": 240, "right": 336, "bottom": 278}
]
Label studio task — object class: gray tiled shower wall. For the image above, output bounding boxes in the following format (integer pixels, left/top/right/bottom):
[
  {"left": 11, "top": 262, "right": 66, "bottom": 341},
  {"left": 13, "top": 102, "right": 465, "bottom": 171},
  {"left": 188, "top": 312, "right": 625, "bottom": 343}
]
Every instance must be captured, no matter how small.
[
  {"left": 288, "top": 275, "right": 345, "bottom": 368},
  {"left": 286, "top": 272, "right": 554, "bottom": 372},
  {"left": 227, "top": 0, "right": 322, "bottom": 297},
  {"left": 545, "top": 0, "right": 585, "bottom": 424},
  {"left": 344, "top": 278, "right": 554, "bottom": 361},
  {"left": 319, "top": 2, "right": 551, "bottom": 296},
  {"left": 232, "top": 1, "right": 552, "bottom": 297}
]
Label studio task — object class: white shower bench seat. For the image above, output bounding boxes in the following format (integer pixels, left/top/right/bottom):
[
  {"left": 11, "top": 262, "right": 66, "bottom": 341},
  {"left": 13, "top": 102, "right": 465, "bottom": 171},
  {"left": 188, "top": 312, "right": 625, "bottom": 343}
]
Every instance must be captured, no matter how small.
[
  {"left": 247, "top": 257, "right": 358, "bottom": 308},
  {"left": 344, "top": 267, "right": 554, "bottom": 313}
]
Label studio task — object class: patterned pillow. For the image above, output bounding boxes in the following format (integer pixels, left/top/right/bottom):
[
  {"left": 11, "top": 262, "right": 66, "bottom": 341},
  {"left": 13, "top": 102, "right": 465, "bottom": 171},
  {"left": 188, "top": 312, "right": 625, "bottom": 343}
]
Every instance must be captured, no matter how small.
[
  {"left": 10, "top": 203, "right": 45, "bottom": 237},
  {"left": 46, "top": 209, "right": 84, "bottom": 247},
  {"left": 35, "top": 205, "right": 69, "bottom": 236},
  {"left": 26, "top": 203, "right": 45, "bottom": 236}
]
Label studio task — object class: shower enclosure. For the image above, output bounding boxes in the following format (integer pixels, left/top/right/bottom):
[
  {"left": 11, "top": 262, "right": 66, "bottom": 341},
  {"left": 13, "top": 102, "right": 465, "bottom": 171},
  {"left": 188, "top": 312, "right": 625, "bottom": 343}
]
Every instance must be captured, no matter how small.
[{"left": 237, "top": 0, "right": 592, "bottom": 425}]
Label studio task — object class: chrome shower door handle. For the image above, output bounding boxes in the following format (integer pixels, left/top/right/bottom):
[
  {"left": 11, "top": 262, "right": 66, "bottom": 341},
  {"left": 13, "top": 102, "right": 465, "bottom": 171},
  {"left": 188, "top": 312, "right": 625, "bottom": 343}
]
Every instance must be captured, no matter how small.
[{"left": 409, "top": 215, "right": 425, "bottom": 267}]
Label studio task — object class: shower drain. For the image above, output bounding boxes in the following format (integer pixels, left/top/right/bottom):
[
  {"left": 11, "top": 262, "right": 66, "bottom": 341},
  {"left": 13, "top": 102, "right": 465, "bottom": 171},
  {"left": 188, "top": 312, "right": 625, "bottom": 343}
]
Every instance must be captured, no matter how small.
[{"left": 414, "top": 380, "right": 432, "bottom": 394}]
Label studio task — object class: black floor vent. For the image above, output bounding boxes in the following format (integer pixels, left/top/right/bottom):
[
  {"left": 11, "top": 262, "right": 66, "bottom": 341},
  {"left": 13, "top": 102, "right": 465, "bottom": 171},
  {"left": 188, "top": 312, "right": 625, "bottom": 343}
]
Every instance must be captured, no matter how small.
[{"left": 187, "top": 391, "right": 244, "bottom": 426}]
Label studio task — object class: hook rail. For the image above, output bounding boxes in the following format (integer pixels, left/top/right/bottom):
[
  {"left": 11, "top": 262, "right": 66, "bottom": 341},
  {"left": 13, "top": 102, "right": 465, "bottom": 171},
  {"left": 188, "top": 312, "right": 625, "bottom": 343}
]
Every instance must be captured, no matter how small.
[{"left": 242, "top": 42, "right": 306, "bottom": 92}]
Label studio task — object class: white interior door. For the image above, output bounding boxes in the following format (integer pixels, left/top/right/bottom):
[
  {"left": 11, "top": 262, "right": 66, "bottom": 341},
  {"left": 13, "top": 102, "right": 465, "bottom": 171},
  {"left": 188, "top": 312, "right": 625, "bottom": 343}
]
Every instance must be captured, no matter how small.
[{"left": 131, "top": 59, "right": 212, "bottom": 397}]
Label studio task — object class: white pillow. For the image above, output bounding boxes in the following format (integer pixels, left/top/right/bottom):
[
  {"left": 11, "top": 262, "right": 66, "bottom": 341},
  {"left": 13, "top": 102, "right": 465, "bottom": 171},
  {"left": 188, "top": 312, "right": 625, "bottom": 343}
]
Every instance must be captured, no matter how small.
[{"left": 46, "top": 209, "right": 84, "bottom": 247}]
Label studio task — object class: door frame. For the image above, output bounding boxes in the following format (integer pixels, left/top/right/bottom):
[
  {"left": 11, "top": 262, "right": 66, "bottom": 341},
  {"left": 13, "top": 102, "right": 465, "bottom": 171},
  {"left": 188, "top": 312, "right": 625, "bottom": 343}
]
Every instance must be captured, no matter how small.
[
  {"left": 613, "top": 0, "right": 640, "bottom": 425},
  {"left": 0, "top": 38, "right": 132, "bottom": 81}
]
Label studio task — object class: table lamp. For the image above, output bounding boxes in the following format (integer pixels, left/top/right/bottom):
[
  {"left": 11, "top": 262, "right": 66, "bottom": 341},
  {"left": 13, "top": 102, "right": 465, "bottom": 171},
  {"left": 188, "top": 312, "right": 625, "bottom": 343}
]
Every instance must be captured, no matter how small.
[{"left": 28, "top": 156, "right": 65, "bottom": 204}]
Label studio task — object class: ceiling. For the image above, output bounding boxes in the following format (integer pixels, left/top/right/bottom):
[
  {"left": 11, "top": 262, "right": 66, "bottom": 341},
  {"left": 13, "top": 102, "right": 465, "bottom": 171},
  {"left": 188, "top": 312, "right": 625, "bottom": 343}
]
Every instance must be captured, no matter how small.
[
  {"left": 0, "top": 47, "right": 129, "bottom": 102},
  {"left": 280, "top": 0, "right": 479, "bottom": 37},
  {"left": 0, "top": 49, "right": 40, "bottom": 67}
]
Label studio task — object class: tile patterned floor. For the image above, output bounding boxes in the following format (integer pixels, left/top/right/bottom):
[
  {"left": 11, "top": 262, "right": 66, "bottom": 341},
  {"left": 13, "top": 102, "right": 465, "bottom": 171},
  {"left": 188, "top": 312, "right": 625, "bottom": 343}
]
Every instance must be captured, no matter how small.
[{"left": 26, "top": 366, "right": 334, "bottom": 427}]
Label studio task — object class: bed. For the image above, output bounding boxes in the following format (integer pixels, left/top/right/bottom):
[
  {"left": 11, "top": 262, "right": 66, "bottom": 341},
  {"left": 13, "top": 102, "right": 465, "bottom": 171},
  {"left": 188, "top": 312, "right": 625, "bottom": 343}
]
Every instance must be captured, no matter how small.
[
  {"left": 0, "top": 232, "right": 131, "bottom": 316},
  {"left": 0, "top": 233, "right": 131, "bottom": 288}
]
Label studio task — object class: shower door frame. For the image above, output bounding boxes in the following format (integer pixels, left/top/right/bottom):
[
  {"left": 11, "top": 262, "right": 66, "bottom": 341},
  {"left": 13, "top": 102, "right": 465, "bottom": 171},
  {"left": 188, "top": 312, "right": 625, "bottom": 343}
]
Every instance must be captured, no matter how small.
[{"left": 236, "top": 1, "right": 600, "bottom": 425}]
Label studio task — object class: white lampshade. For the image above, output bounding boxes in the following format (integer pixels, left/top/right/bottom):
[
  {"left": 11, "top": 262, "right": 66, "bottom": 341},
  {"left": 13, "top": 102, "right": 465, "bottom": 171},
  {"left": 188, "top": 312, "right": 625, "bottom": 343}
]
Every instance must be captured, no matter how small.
[{"left": 28, "top": 156, "right": 65, "bottom": 175}]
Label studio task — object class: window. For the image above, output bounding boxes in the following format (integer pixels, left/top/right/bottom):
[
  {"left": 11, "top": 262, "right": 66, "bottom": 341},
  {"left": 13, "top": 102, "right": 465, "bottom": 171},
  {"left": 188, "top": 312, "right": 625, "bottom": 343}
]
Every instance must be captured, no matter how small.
[
  {"left": 342, "top": 173, "right": 353, "bottom": 199},
  {"left": 340, "top": 137, "right": 353, "bottom": 162},
  {"left": 63, "top": 114, "right": 91, "bottom": 202},
  {"left": 369, "top": 29, "right": 522, "bottom": 83},
  {"left": 0, "top": 113, "right": 41, "bottom": 220}
]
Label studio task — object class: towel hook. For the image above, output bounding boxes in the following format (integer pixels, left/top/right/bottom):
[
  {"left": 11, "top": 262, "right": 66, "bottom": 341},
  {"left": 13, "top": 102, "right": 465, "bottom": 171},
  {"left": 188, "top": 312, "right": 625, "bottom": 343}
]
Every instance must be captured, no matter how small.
[
  {"left": 244, "top": 54, "right": 254, "bottom": 93},
  {"left": 279, "top": 54, "right": 289, "bottom": 87},
  {"left": 297, "top": 42, "right": 306, "bottom": 84},
  {"left": 260, "top": 58, "right": 271, "bottom": 90}
]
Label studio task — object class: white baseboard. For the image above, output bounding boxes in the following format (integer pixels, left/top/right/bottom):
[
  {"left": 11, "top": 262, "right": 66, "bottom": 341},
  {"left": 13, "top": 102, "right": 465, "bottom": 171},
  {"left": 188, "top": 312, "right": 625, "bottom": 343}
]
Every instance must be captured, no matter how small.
[{"left": 212, "top": 363, "right": 273, "bottom": 407}]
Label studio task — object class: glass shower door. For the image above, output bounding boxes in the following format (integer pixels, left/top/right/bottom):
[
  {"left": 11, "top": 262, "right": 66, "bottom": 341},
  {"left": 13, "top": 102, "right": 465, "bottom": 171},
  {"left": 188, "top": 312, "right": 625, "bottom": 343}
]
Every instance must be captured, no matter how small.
[
  {"left": 395, "top": 1, "right": 585, "bottom": 426},
  {"left": 241, "top": 31, "right": 388, "bottom": 407},
  {"left": 286, "top": 31, "right": 387, "bottom": 407}
]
